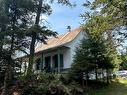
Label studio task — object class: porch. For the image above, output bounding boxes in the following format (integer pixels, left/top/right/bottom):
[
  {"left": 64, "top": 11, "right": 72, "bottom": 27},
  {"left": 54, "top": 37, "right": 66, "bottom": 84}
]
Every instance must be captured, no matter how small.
[{"left": 34, "top": 46, "right": 70, "bottom": 73}]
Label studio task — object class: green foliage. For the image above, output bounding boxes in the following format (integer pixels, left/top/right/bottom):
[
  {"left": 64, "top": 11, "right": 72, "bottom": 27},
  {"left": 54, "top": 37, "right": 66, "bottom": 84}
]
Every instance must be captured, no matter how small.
[
  {"left": 120, "top": 55, "right": 127, "bottom": 70},
  {"left": 0, "top": 0, "right": 38, "bottom": 94},
  {"left": 82, "top": 0, "right": 127, "bottom": 39},
  {"left": 26, "top": 25, "right": 57, "bottom": 44},
  {"left": 88, "top": 78, "right": 127, "bottom": 95},
  {"left": 81, "top": 0, "right": 124, "bottom": 74},
  {"left": 69, "top": 31, "right": 119, "bottom": 83},
  {"left": 49, "top": 0, "right": 73, "bottom": 6},
  {"left": 18, "top": 73, "right": 83, "bottom": 95}
]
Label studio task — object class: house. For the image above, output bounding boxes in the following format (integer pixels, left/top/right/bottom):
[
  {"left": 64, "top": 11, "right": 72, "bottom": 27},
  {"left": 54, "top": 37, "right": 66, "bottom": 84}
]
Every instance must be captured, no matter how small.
[{"left": 20, "top": 28, "right": 86, "bottom": 73}]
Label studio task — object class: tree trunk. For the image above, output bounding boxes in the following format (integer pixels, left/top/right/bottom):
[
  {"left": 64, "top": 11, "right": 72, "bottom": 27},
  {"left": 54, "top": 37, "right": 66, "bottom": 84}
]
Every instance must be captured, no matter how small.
[
  {"left": 1, "top": 65, "right": 9, "bottom": 95},
  {"left": 1, "top": 39, "right": 14, "bottom": 95},
  {"left": 26, "top": 34, "right": 36, "bottom": 79},
  {"left": 26, "top": 0, "right": 42, "bottom": 78},
  {"left": 106, "top": 69, "right": 110, "bottom": 84},
  {"left": 102, "top": 69, "right": 105, "bottom": 82},
  {"left": 2, "top": 19, "right": 15, "bottom": 95},
  {"left": 86, "top": 71, "right": 89, "bottom": 88},
  {"left": 1, "top": 63, "right": 12, "bottom": 95},
  {"left": 95, "top": 68, "right": 98, "bottom": 81},
  {"left": 109, "top": 69, "right": 112, "bottom": 82},
  {"left": 0, "top": 25, "right": 5, "bottom": 52}
]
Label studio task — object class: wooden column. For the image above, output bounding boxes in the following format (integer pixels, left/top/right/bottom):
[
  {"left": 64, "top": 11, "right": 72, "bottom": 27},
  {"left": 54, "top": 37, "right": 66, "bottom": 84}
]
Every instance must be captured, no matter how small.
[
  {"left": 40, "top": 52, "right": 43, "bottom": 70},
  {"left": 20, "top": 58, "right": 23, "bottom": 75},
  {"left": 43, "top": 54, "right": 45, "bottom": 69},
  {"left": 58, "top": 49, "right": 60, "bottom": 73},
  {"left": 50, "top": 56, "right": 53, "bottom": 71}
]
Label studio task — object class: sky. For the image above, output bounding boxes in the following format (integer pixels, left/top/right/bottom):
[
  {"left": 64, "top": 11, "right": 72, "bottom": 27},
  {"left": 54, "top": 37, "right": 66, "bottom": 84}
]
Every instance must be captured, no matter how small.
[
  {"left": 18, "top": 1, "right": 87, "bottom": 57},
  {"left": 42, "top": 0, "right": 85, "bottom": 34}
]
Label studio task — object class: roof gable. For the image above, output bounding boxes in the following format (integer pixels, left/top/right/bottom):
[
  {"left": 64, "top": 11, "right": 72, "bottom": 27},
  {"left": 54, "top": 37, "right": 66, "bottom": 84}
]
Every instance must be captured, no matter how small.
[{"left": 35, "top": 28, "right": 81, "bottom": 53}]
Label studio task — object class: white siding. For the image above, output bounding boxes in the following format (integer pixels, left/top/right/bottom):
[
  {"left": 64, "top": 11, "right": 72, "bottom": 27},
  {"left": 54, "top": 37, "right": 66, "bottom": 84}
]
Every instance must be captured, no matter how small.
[
  {"left": 34, "top": 31, "right": 86, "bottom": 70},
  {"left": 42, "top": 48, "right": 70, "bottom": 69},
  {"left": 41, "top": 31, "right": 86, "bottom": 69},
  {"left": 62, "top": 48, "right": 71, "bottom": 69},
  {"left": 64, "top": 31, "right": 85, "bottom": 68}
]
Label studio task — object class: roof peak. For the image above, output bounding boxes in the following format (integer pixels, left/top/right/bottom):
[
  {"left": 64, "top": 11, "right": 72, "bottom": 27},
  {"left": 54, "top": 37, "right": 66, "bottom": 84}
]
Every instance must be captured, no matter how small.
[{"left": 35, "top": 28, "right": 81, "bottom": 53}]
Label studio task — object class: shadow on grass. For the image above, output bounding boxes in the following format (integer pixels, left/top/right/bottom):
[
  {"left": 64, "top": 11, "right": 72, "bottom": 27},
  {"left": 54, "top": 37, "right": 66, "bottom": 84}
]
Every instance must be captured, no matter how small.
[{"left": 87, "top": 78, "right": 127, "bottom": 95}]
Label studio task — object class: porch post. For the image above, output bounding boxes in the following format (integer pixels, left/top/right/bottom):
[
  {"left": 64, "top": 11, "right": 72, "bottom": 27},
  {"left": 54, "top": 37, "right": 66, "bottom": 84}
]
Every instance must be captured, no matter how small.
[
  {"left": 43, "top": 53, "right": 45, "bottom": 69},
  {"left": 58, "top": 49, "right": 60, "bottom": 73},
  {"left": 51, "top": 56, "right": 53, "bottom": 71},
  {"left": 40, "top": 52, "right": 43, "bottom": 71},
  {"left": 20, "top": 58, "right": 23, "bottom": 75},
  {"left": 33, "top": 60, "right": 36, "bottom": 71}
]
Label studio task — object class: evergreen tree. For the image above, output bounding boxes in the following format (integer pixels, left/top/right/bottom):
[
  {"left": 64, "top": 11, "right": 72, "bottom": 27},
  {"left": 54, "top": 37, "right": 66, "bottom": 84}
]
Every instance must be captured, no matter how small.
[
  {"left": 120, "top": 54, "right": 127, "bottom": 70},
  {"left": 0, "top": 0, "right": 35, "bottom": 94},
  {"left": 82, "top": 0, "right": 127, "bottom": 40},
  {"left": 25, "top": 0, "right": 73, "bottom": 79},
  {"left": 25, "top": 0, "right": 57, "bottom": 79},
  {"left": 69, "top": 31, "right": 117, "bottom": 84}
]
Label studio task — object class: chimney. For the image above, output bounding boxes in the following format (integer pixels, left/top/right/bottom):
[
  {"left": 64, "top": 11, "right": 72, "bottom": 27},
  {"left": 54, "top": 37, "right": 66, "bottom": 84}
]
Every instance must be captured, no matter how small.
[{"left": 67, "top": 26, "right": 71, "bottom": 32}]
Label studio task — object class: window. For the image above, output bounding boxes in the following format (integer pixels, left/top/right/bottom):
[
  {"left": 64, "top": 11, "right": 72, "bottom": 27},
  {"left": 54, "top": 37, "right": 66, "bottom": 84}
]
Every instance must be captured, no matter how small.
[
  {"left": 45, "top": 56, "right": 51, "bottom": 69},
  {"left": 53, "top": 55, "right": 58, "bottom": 68},
  {"left": 36, "top": 58, "right": 41, "bottom": 70},
  {"left": 60, "top": 54, "right": 63, "bottom": 68},
  {"left": 52, "top": 54, "right": 64, "bottom": 68}
]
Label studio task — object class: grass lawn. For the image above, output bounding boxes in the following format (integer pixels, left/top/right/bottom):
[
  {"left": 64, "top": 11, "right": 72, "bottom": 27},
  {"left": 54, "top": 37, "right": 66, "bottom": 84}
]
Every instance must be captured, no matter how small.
[{"left": 88, "top": 78, "right": 127, "bottom": 95}]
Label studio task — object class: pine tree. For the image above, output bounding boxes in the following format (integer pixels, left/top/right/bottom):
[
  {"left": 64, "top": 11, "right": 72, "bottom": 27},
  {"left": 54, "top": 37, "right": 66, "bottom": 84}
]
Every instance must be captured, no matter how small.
[
  {"left": 25, "top": 0, "right": 57, "bottom": 79},
  {"left": 82, "top": 0, "right": 127, "bottom": 38},
  {"left": 25, "top": 0, "right": 73, "bottom": 79},
  {"left": 69, "top": 31, "right": 117, "bottom": 84},
  {"left": 0, "top": 0, "right": 35, "bottom": 94}
]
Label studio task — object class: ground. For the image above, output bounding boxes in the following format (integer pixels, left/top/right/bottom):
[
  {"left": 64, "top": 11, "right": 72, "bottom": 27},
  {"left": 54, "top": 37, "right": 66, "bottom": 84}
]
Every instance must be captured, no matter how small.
[{"left": 89, "top": 78, "right": 127, "bottom": 95}]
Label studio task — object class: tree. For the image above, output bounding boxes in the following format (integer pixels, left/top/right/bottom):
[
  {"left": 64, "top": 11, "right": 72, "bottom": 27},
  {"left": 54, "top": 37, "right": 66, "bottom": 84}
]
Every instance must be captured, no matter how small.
[
  {"left": 80, "top": 0, "right": 125, "bottom": 84},
  {"left": 0, "top": 0, "right": 73, "bottom": 94},
  {"left": 0, "top": 0, "right": 35, "bottom": 94},
  {"left": 25, "top": 0, "right": 73, "bottom": 79},
  {"left": 25, "top": 0, "right": 57, "bottom": 79},
  {"left": 69, "top": 30, "right": 117, "bottom": 84},
  {"left": 120, "top": 54, "right": 127, "bottom": 70},
  {"left": 82, "top": 0, "right": 127, "bottom": 42}
]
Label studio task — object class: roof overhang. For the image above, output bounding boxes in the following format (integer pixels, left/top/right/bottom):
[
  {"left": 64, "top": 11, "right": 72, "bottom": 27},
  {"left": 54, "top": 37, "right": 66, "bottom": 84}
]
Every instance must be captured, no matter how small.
[
  {"left": 35, "top": 45, "right": 70, "bottom": 54},
  {"left": 17, "top": 45, "right": 70, "bottom": 61}
]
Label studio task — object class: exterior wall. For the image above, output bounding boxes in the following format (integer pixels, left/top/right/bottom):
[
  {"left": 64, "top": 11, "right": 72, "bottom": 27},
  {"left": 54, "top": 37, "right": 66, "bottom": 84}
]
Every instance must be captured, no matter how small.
[
  {"left": 21, "top": 61, "right": 29, "bottom": 73},
  {"left": 62, "top": 48, "right": 71, "bottom": 69},
  {"left": 64, "top": 31, "right": 86, "bottom": 68},
  {"left": 35, "top": 48, "right": 70, "bottom": 70},
  {"left": 33, "top": 31, "right": 86, "bottom": 72},
  {"left": 44, "top": 48, "right": 70, "bottom": 69}
]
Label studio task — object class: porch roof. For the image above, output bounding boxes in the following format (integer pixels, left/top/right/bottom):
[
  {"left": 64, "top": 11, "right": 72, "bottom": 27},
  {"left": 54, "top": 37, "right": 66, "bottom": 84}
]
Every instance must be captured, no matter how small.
[{"left": 35, "top": 28, "right": 81, "bottom": 53}]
